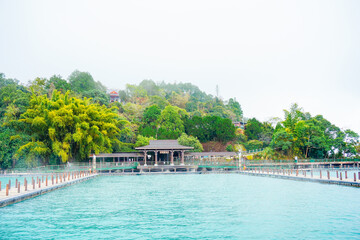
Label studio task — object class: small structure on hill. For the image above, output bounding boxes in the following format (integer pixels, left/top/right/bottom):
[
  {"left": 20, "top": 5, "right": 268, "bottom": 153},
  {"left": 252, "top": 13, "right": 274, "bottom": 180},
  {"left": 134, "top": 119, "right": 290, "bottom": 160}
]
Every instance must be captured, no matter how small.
[
  {"left": 233, "top": 121, "right": 247, "bottom": 129},
  {"left": 109, "top": 90, "right": 120, "bottom": 102}
]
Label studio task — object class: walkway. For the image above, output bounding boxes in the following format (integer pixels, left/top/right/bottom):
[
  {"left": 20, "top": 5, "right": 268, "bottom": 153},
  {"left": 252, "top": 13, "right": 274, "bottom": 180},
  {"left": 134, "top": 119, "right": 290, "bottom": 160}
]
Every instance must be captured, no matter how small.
[
  {"left": 240, "top": 168, "right": 360, "bottom": 187},
  {"left": 0, "top": 171, "right": 97, "bottom": 207}
]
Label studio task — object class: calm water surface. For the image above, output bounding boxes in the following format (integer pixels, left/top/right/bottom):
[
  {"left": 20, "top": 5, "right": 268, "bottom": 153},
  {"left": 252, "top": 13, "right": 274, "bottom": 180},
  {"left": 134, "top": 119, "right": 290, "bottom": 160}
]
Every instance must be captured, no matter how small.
[{"left": 0, "top": 174, "right": 360, "bottom": 239}]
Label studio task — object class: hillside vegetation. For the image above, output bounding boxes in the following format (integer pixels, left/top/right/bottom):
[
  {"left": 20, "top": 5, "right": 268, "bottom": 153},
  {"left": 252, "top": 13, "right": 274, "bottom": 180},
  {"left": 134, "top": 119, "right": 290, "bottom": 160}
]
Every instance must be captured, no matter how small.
[{"left": 0, "top": 71, "right": 358, "bottom": 169}]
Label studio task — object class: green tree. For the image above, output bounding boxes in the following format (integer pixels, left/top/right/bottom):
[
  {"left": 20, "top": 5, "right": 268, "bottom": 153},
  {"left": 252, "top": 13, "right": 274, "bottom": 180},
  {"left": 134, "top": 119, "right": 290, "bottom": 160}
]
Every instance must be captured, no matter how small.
[
  {"left": 82, "top": 89, "right": 109, "bottom": 106},
  {"left": 27, "top": 77, "right": 47, "bottom": 96},
  {"left": 185, "top": 115, "right": 236, "bottom": 143},
  {"left": 258, "top": 122, "right": 274, "bottom": 147},
  {"left": 148, "top": 95, "right": 169, "bottom": 109},
  {"left": 0, "top": 127, "right": 31, "bottom": 168},
  {"left": 134, "top": 135, "right": 155, "bottom": 148},
  {"left": 226, "top": 144, "right": 233, "bottom": 152},
  {"left": 244, "top": 140, "right": 263, "bottom": 151},
  {"left": 157, "top": 106, "right": 187, "bottom": 139},
  {"left": 177, "top": 133, "right": 203, "bottom": 152},
  {"left": 68, "top": 70, "right": 106, "bottom": 93},
  {"left": 184, "top": 116, "right": 206, "bottom": 142},
  {"left": 226, "top": 98, "right": 243, "bottom": 121},
  {"left": 139, "top": 79, "right": 161, "bottom": 96},
  {"left": 270, "top": 128, "right": 294, "bottom": 156},
  {"left": 45, "top": 75, "right": 71, "bottom": 94},
  {"left": 139, "top": 105, "right": 161, "bottom": 138},
  {"left": 214, "top": 117, "right": 236, "bottom": 143},
  {"left": 16, "top": 91, "right": 122, "bottom": 164},
  {"left": 245, "top": 118, "right": 263, "bottom": 141}
]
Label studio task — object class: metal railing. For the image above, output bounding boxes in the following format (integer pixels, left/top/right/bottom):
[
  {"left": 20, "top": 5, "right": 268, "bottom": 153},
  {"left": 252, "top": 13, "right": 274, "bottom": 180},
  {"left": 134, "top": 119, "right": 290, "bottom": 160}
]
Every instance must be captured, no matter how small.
[
  {"left": 2, "top": 163, "right": 93, "bottom": 174},
  {"left": 245, "top": 158, "right": 360, "bottom": 165},
  {"left": 2, "top": 158, "right": 359, "bottom": 174}
]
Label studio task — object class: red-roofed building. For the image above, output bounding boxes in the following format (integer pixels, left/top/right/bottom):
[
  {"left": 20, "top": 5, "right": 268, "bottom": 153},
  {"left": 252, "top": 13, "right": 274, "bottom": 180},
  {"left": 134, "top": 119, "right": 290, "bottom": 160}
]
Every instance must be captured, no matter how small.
[{"left": 109, "top": 90, "right": 120, "bottom": 102}]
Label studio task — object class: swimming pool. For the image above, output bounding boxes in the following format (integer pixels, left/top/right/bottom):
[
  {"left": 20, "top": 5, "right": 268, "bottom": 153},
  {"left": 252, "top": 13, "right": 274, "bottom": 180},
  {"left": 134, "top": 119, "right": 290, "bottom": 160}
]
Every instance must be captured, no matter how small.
[{"left": 0, "top": 174, "right": 359, "bottom": 239}]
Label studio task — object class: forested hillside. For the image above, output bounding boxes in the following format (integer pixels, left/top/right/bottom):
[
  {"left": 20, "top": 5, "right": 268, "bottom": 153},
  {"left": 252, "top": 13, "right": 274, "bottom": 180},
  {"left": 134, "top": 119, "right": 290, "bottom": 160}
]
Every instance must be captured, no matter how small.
[{"left": 0, "top": 70, "right": 358, "bottom": 169}]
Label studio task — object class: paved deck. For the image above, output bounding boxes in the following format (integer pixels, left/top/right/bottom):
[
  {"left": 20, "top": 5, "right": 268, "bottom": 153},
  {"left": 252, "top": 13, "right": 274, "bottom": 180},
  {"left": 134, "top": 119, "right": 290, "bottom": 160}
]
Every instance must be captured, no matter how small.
[
  {"left": 240, "top": 170, "right": 360, "bottom": 187},
  {"left": 0, "top": 173, "right": 98, "bottom": 207}
]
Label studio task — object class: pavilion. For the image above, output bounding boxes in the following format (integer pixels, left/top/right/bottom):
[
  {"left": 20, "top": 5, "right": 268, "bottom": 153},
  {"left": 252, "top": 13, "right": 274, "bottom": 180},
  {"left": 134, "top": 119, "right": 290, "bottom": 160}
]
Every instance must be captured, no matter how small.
[
  {"left": 90, "top": 140, "right": 238, "bottom": 170},
  {"left": 135, "top": 140, "right": 193, "bottom": 166}
]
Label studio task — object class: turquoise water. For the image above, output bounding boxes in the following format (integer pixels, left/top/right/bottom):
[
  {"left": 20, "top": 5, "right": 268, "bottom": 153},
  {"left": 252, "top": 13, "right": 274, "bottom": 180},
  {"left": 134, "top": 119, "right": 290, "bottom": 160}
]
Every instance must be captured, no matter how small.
[
  {"left": 0, "top": 176, "right": 27, "bottom": 189},
  {"left": 0, "top": 175, "right": 46, "bottom": 189},
  {"left": 1, "top": 174, "right": 360, "bottom": 239}
]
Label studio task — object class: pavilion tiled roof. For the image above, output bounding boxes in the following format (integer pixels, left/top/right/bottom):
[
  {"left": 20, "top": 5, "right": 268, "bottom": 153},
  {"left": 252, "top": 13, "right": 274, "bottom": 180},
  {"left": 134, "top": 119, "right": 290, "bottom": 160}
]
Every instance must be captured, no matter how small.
[
  {"left": 135, "top": 140, "right": 193, "bottom": 150},
  {"left": 91, "top": 152, "right": 143, "bottom": 158}
]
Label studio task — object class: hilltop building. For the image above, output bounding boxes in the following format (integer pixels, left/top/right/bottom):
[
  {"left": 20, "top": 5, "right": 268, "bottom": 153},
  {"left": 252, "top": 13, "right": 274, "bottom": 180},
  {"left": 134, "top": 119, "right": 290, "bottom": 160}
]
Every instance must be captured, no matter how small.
[
  {"left": 109, "top": 90, "right": 120, "bottom": 102},
  {"left": 233, "top": 121, "right": 247, "bottom": 129}
]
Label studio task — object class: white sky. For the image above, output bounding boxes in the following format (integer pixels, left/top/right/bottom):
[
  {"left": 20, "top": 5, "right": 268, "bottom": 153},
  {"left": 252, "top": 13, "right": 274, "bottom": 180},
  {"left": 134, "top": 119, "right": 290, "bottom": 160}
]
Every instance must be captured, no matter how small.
[{"left": 1, "top": 0, "right": 359, "bottom": 134}]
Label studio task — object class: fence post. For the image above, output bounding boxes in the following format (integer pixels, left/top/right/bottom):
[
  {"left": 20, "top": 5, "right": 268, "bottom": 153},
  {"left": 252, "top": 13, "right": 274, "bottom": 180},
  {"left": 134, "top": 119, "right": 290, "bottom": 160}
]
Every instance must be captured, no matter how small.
[
  {"left": 345, "top": 171, "right": 348, "bottom": 179},
  {"left": 8, "top": 180, "right": 11, "bottom": 190},
  {"left": 6, "top": 184, "right": 9, "bottom": 196},
  {"left": 327, "top": 171, "right": 330, "bottom": 180},
  {"left": 340, "top": 172, "right": 342, "bottom": 180},
  {"left": 336, "top": 171, "right": 338, "bottom": 178},
  {"left": 354, "top": 173, "right": 356, "bottom": 182},
  {"left": 319, "top": 170, "right": 322, "bottom": 179},
  {"left": 18, "top": 182, "right": 20, "bottom": 193},
  {"left": 25, "top": 178, "right": 27, "bottom": 191}
]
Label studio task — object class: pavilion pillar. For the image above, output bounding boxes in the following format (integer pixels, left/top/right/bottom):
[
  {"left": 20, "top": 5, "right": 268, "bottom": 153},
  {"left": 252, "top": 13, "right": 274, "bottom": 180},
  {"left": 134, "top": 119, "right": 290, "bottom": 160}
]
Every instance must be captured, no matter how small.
[
  {"left": 92, "top": 154, "right": 96, "bottom": 172},
  {"left": 154, "top": 151, "right": 158, "bottom": 166},
  {"left": 170, "top": 150, "right": 174, "bottom": 166},
  {"left": 144, "top": 151, "right": 147, "bottom": 166},
  {"left": 181, "top": 150, "right": 185, "bottom": 165}
]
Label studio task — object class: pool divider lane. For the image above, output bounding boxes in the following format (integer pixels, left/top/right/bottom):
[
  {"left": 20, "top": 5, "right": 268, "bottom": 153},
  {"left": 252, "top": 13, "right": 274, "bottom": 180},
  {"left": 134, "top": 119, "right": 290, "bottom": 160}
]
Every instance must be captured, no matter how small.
[
  {"left": 0, "top": 171, "right": 98, "bottom": 207},
  {"left": 239, "top": 169, "right": 360, "bottom": 187}
]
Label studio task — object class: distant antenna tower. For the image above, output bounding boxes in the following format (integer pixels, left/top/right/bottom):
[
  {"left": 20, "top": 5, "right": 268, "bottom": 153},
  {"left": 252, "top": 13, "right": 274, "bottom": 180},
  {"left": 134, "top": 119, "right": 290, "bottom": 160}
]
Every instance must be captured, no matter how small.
[{"left": 216, "top": 85, "right": 219, "bottom": 98}]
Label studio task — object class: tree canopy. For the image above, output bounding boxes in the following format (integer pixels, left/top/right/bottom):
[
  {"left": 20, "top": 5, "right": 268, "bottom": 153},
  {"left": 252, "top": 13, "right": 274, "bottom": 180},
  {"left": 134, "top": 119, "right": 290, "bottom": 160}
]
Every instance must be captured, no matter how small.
[
  {"left": 15, "top": 90, "right": 122, "bottom": 165},
  {"left": 0, "top": 71, "right": 358, "bottom": 169}
]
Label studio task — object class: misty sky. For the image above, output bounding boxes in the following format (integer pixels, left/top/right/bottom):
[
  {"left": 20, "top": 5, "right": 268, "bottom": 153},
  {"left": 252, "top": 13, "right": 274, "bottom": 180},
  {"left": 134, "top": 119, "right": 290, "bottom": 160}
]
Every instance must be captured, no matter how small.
[{"left": 1, "top": 0, "right": 359, "bottom": 134}]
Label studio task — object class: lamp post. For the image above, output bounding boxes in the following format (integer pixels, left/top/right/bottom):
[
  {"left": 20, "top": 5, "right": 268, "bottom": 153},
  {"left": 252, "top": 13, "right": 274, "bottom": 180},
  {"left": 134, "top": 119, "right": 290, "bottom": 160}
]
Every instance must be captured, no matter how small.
[{"left": 238, "top": 151, "right": 242, "bottom": 171}]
